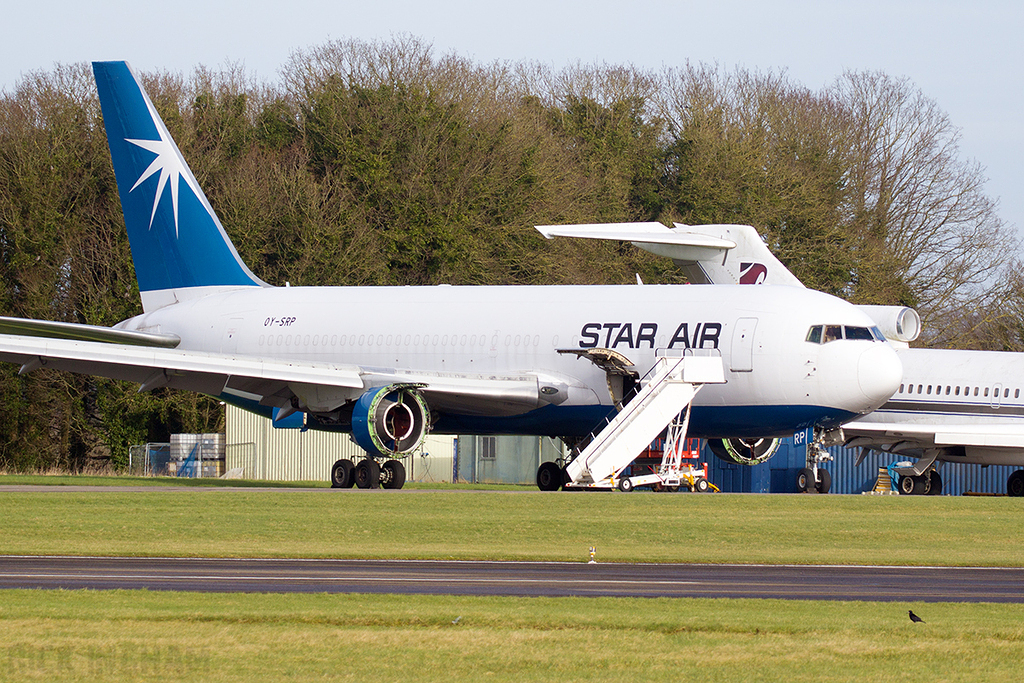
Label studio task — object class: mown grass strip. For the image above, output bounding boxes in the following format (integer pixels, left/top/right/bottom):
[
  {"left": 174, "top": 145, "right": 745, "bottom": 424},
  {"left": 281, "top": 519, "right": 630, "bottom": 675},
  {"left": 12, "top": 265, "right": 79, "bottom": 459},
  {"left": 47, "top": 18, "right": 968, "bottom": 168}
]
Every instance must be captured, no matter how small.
[
  {"left": 1, "top": 486, "right": 1023, "bottom": 565},
  {"left": 0, "top": 590, "right": 1021, "bottom": 682},
  {"left": 0, "top": 473, "right": 524, "bottom": 490}
]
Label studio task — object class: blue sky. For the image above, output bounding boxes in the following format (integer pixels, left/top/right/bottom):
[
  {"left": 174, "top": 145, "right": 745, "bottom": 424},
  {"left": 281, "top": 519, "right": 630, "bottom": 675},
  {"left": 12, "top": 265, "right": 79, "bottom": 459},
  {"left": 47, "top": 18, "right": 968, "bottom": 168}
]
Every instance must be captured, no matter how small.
[{"left": 4, "top": 1, "right": 1022, "bottom": 235}]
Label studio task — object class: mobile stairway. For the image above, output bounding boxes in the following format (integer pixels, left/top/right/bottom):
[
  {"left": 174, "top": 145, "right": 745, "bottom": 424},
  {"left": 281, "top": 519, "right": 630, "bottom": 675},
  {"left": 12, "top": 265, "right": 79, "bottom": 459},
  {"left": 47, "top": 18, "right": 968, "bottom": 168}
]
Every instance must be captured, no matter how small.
[
  {"left": 615, "top": 413, "right": 720, "bottom": 493},
  {"left": 562, "top": 351, "right": 725, "bottom": 490}
]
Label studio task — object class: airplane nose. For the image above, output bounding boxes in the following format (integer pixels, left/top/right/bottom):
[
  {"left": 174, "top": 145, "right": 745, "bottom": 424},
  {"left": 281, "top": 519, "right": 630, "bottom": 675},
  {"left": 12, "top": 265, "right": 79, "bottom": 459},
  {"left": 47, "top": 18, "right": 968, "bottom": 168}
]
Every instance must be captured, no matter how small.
[{"left": 857, "top": 343, "right": 902, "bottom": 409}]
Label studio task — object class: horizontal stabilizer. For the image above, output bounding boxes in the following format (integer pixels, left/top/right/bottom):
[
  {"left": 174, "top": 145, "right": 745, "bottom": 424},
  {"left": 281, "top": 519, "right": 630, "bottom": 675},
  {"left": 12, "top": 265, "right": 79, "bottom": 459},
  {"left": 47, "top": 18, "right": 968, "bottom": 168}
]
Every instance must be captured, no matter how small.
[
  {"left": 537, "top": 222, "right": 808, "bottom": 286},
  {"left": 536, "top": 223, "right": 736, "bottom": 263}
]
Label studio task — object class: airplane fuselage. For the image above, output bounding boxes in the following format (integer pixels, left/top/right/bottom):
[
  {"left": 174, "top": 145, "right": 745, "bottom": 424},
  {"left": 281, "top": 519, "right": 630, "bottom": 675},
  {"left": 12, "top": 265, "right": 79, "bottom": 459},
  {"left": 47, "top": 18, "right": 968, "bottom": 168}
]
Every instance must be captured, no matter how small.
[
  {"left": 850, "top": 347, "right": 1024, "bottom": 466},
  {"left": 121, "top": 282, "right": 900, "bottom": 439}
]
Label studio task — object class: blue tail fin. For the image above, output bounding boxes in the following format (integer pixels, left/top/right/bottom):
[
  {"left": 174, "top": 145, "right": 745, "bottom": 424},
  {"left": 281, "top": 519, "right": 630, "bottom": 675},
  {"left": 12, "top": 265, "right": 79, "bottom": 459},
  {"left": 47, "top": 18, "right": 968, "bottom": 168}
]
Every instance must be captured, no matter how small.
[{"left": 93, "top": 61, "right": 266, "bottom": 311}]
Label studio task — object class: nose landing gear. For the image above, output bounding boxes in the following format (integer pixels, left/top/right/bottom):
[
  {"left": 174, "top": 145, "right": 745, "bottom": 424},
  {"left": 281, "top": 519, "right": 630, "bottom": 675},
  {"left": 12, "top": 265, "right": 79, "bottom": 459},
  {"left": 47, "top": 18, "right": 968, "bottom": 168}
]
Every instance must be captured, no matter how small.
[{"left": 795, "top": 427, "right": 840, "bottom": 493}]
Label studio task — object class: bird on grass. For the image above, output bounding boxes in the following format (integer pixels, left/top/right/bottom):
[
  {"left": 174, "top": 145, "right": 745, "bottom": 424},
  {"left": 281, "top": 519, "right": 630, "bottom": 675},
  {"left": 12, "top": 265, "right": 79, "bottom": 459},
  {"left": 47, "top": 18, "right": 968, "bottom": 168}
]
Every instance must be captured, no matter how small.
[{"left": 908, "top": 610, "right": 925, "bottom": 623}]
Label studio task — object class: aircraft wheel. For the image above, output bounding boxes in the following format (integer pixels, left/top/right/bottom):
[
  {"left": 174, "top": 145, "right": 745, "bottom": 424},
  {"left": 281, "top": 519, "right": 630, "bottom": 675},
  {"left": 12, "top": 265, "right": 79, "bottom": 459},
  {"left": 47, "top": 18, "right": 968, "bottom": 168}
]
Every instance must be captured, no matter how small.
[
  {"left": 536, "top": 462, "right": 563, "bottom": 491},
  {"left": 1008, "top": 470, "right": 1024, "bottom": 497},
  {"left": 330, "top": 459, "right": 355, "bottom": 488},
  {"left": 898, "top": 474, "right": 916, "bottom": 495},
  {"left": 381, "top": 460, "right": 406, "bottom": 490},
  {"left": 355, "top": 458, "right": 381, "bottom": 489},
  {"left": 899, "top": 474, "right": 927, "bottom": 495},
  {"left": 618, "top": 478, "right": 634, "bottom": 492},
  {"left": 927, "top": 471, "right": 942, "bottom": 495},
  {"left": 816, "top": 469, "right": 832, "bottom": 494},
  {"left": 695, "top": 478, "right": 710, "bottom": 493},
  {"left": 796, "top": 468, "right": 816, "bottom": 493}
]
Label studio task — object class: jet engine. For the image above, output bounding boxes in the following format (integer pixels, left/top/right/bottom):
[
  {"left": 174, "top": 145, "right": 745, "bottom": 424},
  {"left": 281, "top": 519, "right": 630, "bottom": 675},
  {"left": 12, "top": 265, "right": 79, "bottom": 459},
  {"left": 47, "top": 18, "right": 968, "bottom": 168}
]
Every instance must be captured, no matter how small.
[
  {"left": 855, "top": 305, "right": 921, "bottom": 343},
  {"left": 707, "top": 437, "right": 780, "bottom": 465},
  {"left": 351, "top": 384, "right": 430, "bottom": 458}
]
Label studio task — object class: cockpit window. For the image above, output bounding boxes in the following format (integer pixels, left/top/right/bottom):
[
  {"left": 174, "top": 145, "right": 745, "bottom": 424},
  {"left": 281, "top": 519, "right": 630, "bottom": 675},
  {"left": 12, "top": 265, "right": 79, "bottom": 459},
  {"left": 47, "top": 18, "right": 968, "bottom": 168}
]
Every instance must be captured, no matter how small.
[
  {"left": 844, "top": 326, "right": 875, "bottom": 341},
  {"left": 823, "top": 325, "right": 842, "bottom": 343},
  {"left": 806, "top": 324, "right": 887, "bottom": 344}
]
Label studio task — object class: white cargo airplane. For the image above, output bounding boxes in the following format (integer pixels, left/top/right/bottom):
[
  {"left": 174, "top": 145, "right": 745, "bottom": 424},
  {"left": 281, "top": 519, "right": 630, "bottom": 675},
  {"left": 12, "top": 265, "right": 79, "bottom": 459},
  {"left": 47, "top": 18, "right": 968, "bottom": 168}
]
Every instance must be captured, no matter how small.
[
  {"left": 0, "top": 62, "right": 902, "bottom": 490},
  {"left": 539, "top": 221, "right": 1024, "bottom": 496}
]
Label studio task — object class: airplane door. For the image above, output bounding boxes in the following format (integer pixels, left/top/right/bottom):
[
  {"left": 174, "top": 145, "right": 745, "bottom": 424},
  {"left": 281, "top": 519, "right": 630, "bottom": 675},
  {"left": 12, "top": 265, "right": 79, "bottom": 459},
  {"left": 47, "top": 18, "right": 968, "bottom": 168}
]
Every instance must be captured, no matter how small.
[
  {"left": 730, "top": 317, "right": 757, "bottom": 372},
  {"left": 223, "top": 317, "right": 243, "bottom": 354},
  {"left": 992, "top": 383, "right": 1003, "bottom": 409}
]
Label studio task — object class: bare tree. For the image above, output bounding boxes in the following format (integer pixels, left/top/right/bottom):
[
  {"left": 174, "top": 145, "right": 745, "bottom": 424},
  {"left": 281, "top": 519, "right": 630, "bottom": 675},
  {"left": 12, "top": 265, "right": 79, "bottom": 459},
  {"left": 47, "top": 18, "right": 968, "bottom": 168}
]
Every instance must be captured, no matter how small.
[
  {"left": 656, "top": 64, "right": 855, "bottom": 294},
  {"left": 833, "top": 71, "right": 1011, "bottom": 339}
]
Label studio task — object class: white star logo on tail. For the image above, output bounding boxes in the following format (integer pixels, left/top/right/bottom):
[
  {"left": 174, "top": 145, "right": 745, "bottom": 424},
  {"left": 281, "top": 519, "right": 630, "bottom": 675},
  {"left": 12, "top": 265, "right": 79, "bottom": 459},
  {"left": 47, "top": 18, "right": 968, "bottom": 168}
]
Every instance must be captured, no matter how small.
[{"left": 125, "top": 97, "right": 201, "bottom": 238}]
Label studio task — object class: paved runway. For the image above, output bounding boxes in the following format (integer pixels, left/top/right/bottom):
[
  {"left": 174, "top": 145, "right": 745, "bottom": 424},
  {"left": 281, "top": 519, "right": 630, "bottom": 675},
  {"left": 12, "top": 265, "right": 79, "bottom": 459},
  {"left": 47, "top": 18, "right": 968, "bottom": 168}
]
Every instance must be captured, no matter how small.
[{"left": 1, "top": 556, "right": 1021, "bottom": 602}]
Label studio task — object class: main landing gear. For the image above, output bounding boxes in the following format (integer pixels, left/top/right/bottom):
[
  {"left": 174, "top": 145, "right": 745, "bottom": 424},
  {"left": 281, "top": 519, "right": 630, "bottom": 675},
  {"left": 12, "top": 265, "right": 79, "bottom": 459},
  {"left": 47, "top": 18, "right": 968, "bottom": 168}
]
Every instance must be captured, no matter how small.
[
  {"left": 897, "top": 469, "right": 942, "bottom": 496},
  {"left": 536, "top": 461, "right": 567, "bottom": 491},
  {"left": 331, "top": 457, "right": 407, "bottom": 490},
  {"left": 889, "top": 451, "right": 944, "bottom": 495}
]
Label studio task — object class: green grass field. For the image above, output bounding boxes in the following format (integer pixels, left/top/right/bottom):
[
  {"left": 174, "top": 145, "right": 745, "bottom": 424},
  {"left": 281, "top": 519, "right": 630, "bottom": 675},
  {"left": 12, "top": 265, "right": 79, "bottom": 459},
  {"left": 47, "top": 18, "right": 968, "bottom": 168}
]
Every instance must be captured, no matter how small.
[
  {"left": 1, "top": 591, "right": 1022, "bottom": 682},
  {"left": 0, "top": 472, "right": 523, "bottom": 490},
  {"left": 1, "top": 481, "right": 1023, "bottom": 565},
  {"left": 2, "top": 476, "right": 1023, "bottom": 681}
]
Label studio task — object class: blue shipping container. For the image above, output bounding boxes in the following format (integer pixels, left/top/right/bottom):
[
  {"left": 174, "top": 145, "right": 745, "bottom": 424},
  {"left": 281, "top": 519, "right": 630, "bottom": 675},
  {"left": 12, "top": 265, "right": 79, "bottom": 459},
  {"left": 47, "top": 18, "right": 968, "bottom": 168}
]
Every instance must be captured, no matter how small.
[{"left": 703, "top": 430, "right": 1019, "bottom": 495}]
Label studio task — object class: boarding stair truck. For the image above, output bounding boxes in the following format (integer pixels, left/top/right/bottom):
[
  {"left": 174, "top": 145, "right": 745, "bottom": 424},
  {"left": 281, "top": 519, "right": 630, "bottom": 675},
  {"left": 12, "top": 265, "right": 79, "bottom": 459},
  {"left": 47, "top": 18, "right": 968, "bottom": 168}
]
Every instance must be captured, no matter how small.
[
  {"left": 619, "top": 421, "right": 719, "bottom": 493},
  {"left": 563, "top": 350, "right": 725, "bottom": 491}
]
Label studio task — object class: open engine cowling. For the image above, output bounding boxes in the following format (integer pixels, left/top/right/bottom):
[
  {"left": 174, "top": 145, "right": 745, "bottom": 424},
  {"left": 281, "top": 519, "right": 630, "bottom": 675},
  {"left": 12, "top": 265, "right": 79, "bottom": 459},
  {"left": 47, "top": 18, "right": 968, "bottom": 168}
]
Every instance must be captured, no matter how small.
[
  {"left": 707, "top": 437, "right": 780, "bottom": 465},
  {"left": 352, "top": 384, "right": 430, "bottom": 458}
]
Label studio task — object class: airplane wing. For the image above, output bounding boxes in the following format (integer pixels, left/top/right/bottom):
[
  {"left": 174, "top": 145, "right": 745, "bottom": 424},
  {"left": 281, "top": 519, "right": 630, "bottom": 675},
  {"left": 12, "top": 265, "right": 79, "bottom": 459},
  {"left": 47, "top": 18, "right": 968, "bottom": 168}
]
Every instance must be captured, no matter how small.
[
  {"left": 0, "top": 333, "right": 364, "bottom": 401},
  {"left": 844, "top": 420, "right": 1024, "bottom": 450},
  {"left": 0, "top": 331, "right": 576, "bottom": 418},
  {"left": 0, "top": 315, "right": 181, "bottom": 348},
  {"left": 353, "top": 368, "right": 576, "bottom": 417},
  {"left": 536, "top": 222, "right": 736, "bottom": 263}
]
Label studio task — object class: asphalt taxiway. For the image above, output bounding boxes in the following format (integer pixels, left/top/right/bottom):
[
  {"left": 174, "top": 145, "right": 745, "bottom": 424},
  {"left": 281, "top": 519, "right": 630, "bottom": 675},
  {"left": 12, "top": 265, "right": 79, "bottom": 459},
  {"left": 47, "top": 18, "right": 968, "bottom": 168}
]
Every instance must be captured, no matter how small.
[{"left": 1, "top": 556, "right": 1021, "bottom": 602}]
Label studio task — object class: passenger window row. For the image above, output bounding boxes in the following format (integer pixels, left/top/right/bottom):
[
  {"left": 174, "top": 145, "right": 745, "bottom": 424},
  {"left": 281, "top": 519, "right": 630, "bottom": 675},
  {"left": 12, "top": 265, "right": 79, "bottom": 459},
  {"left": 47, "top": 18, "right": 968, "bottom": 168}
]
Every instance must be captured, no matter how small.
[{"left": 898, "top": 384, "right": 1020, "bottom": 399}]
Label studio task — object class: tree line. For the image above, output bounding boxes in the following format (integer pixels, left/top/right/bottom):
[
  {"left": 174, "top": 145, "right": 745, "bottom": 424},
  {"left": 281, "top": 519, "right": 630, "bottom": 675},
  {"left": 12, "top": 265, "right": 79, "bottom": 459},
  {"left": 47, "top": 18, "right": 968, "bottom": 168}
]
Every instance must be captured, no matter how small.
[{"left": 0, "top": 35, "right": 1015, "bottom": 470}]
